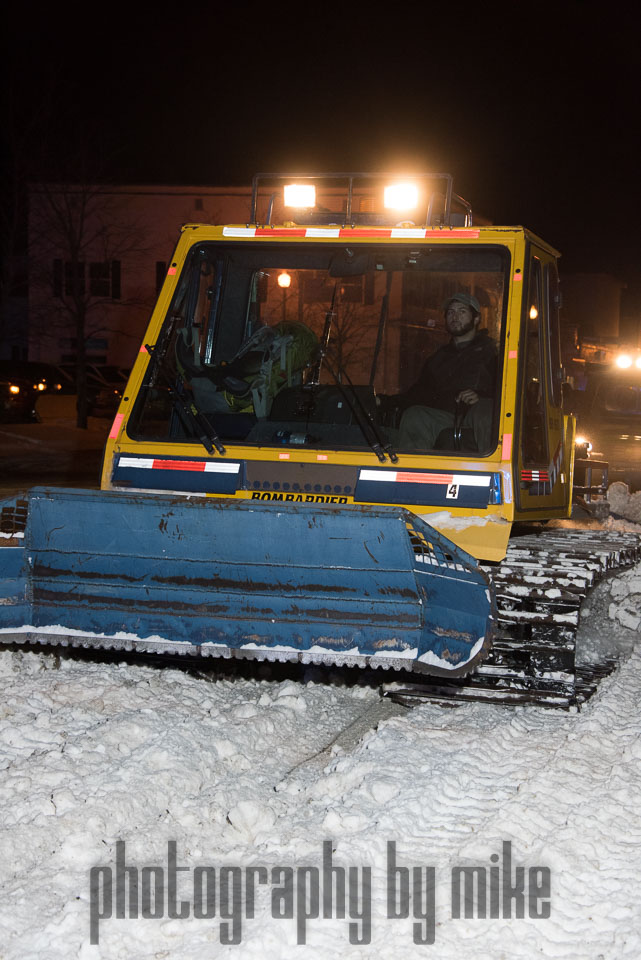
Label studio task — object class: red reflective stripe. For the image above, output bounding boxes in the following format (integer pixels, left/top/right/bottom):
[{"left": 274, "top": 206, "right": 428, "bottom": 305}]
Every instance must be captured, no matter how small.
[
  {"left": 109, "top": 413, "right": 124, "bottom": 440},
  {"left": 395, "top": 472, "right": 454, "bottom": 484},
  {"left": 522, "top": 471, "right": 550, "bottom": 481},
  {"left": 337, "top": 228, "right": 480, "bottom": 238},
  {"left": 152, "top": 460, "right": 206, "bottom": 472},
  {"left": 338, "top": 228, "right": 393, "bottom": 237},
  {"left": 245, "top": 226, "right": 481, "bottom": 239},
  {"left": 423, "top": 229, "right": 480, "bottom": 238},
  {"left": 255, "top": 228, "right": 307, "bottom": 237}
]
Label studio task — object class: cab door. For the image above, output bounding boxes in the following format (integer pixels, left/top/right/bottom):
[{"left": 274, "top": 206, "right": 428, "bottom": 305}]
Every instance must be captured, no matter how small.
[{"left": 515, "top": 249, "right": 570, "bottom": 516}]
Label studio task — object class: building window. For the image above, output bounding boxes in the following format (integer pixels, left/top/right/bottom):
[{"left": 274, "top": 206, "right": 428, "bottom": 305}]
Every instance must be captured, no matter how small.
[
  {"left": 58, "top": 337, "right": 108, "bottom": 364},
  {"left": 90, "top": 262, "right": 110, "bottom": 297},
  {"left": 63, "top": 261, "right": 86, "bottom": 297},
  {"left": 53, "top": 260, "right": 121, "bottom": 299},
  {"left": 53, "top": 259, "right": 63, "bottom": 297}
]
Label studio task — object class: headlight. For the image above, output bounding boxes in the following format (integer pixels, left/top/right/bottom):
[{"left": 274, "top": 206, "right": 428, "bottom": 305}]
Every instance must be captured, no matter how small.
[{"left": 616, "top": 354, "right": 632, "bottom": 369}]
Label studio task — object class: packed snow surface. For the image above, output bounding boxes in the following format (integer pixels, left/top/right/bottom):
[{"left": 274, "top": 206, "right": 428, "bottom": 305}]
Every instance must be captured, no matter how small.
[{"left": 1, "top": 533, "right": 641, "bottom": 958}]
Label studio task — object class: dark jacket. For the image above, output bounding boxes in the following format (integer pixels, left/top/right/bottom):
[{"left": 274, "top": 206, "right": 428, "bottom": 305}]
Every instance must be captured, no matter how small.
[{"left": 405, "top": 329, "right": 498, "bottom": 414}]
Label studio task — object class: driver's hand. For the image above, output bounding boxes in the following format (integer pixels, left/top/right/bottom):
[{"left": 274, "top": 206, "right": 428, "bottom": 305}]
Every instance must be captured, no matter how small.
[{"left": 456, "top": 389, "right": 479, "bottom": 405}]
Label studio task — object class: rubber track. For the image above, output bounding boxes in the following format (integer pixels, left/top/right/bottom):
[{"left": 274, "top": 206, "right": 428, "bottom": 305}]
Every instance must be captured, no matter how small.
[{"left": 384, "top": 528, "right": 641, "bottom": 710}]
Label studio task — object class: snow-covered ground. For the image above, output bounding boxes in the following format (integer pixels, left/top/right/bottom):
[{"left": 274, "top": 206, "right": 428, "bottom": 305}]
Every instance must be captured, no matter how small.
[{"left": 1, "top": 518, "right": 641, "bottom": 959}]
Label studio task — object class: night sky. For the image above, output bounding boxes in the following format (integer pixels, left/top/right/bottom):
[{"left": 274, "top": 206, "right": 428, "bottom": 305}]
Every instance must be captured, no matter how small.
[{"left": 4, "top": 3, "right": 640, "bottom": 290}]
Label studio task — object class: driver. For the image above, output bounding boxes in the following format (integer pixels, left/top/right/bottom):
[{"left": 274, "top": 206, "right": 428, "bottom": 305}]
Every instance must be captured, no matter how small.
[{"left": 398, "top": 292, "right": 497, "bottom": 452}]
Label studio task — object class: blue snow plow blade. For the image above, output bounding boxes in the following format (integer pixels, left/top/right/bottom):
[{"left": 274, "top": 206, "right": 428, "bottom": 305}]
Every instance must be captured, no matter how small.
[{"left": 0, "top": 488, "right": 495, "bottom": 676}]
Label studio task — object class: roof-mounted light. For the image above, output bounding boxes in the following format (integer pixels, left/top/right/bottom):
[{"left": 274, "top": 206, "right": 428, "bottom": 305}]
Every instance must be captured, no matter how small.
[
  {"left": 251, "top": 173, "right": 471, "bottom": 227},
  {"left": 383, "top": 183, "right": 419, "bottom": 211},
  {"left": 284, "top": 184, "right": 316, "bottom": 209}
]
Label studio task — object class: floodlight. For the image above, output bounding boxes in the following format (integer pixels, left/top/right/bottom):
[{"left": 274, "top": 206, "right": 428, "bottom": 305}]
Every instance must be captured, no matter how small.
[
  {"left": 384, "top": 183, "right": 419, "bottom": 210},
  {"left": 284, "top": 184, "right": 316, "bottom": 208}
]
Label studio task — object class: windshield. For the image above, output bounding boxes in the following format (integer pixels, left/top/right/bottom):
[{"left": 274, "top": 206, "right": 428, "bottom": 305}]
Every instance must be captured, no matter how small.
[{"left": 130, "top": 242, "right": 509, "bottom": 456}]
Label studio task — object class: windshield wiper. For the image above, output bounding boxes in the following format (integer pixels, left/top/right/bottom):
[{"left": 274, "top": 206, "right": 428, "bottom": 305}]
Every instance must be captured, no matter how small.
[
  {"left": 303, "top": 284, "right": 397, "bottom": 463},
  {"left": 321, "top": 354, "right": 398, "bottom": 464},
  {"left": 144, "top": 343, "right": 226, "bottom": 456}
]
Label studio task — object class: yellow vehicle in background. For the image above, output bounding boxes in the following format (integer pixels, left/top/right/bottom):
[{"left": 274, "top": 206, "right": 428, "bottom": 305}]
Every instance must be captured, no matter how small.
[{"left": 569, "top": 353, "right": 641, "bottom": 492}]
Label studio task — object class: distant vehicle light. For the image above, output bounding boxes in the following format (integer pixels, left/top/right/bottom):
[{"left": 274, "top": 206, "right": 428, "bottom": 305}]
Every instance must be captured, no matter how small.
[
  {"left": 575, "top": 435, "right": 592, "bottom": 451},
  {"left": 284, "top": 184, "right": 316, "bottom": 209},
  {"left": 9, "top": 384, "right": 20, "bottom": 395},
  {"left": 616, "top": 354, "right": 632, "bottom": 369},
  {"left": 383, "top": 183, "right": 419, "bottom": 210},
  {"left": 277, "top": 271, "right": 292, "bottom": 288}
]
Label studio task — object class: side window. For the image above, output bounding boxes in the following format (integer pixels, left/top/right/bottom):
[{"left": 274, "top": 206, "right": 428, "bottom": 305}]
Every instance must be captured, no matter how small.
[
  {"left": 546, "top": 262, "right": 562, "bottom": 407},
  {"left": 521, "top": 257, "right": 548, "bottom": 464}
]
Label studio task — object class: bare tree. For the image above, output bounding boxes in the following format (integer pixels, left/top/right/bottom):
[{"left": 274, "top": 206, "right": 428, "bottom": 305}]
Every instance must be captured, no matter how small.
[
  {"left": 0, "top": 59, "right": 54, "bottom": 360},
  {"left": 1, "top": 34, "right": 152, "bottom": 428},
  {"left": 29, "top": 180, "right": 150, "bottom": 427}
]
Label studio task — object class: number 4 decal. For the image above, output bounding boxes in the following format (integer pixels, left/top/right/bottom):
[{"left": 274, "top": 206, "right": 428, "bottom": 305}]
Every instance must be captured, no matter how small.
[{"left": 446, "top": 483, "right": 459, "bottom": 499}]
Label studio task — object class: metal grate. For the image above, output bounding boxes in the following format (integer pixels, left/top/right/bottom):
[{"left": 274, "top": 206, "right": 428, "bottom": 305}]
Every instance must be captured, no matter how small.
[
  {"left": 406, "top": 521, "right": 467, "bottom": 572},
  {"left": 0, "top": 500, "right": 28, "bottom": 536}
]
